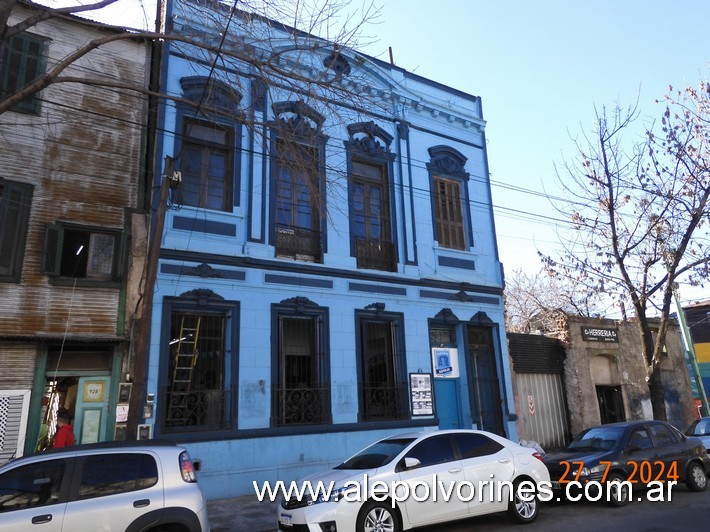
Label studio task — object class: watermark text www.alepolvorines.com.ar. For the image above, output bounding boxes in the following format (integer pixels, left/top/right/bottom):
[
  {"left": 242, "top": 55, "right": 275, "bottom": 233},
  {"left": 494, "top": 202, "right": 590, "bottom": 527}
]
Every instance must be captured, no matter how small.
[{"left": 254, "top": 474, "right": 677, "bottom": 507}]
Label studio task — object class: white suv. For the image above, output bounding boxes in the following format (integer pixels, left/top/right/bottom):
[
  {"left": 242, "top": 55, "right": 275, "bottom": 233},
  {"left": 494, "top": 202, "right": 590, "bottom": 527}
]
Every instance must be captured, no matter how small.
[{"left": 0, "top": 440, "right": 209, "bottom": 531}]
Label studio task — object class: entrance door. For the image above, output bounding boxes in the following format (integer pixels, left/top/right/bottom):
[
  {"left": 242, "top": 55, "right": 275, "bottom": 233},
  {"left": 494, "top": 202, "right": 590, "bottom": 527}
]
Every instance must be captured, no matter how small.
[
  {"left": 75, "top": 376, "right": 111, "bottom": 444},
  {"left": 466, "top": 326, "right": 504, "bottom": 435},
  {"left": 435, "top": 379, "right": 460, "bottom": 429},
  {"left": 596, "top": 385, "right": 625, "bottom": 424}
]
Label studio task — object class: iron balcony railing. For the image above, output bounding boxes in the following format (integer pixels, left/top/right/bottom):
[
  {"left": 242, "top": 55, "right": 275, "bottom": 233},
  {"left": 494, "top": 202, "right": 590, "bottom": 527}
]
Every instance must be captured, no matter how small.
[
  {"left": 361, "top": 383, "right": 409, "bottom": 421},
  {"left": 272, "top": 385, "right": 331, "bottom": 426},
  {"left": 355, "top": 237, "right": 396, "bottom": 272},
  {"left": 163, "top": 387, "right": 229, "bottom": 432},
  {"left": 275, "top": 224, "right": 322, "bottom": 263}
]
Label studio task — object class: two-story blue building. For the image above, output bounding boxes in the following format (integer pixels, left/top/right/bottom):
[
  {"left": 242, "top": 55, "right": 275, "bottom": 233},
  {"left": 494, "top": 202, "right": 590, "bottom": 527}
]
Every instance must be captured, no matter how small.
[{"left": 147, "top": 0, "right": 517, "bottom": 498}]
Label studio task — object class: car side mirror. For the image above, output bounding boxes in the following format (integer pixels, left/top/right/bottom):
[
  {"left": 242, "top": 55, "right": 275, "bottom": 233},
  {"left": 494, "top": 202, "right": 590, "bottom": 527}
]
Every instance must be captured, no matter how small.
[{"left": 404, "top": 457, "right": 421, "bottom": 470}]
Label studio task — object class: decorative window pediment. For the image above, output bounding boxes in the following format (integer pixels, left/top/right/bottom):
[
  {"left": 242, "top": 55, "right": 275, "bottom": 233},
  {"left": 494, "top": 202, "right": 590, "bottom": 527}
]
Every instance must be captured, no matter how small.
[
  {"left": 272, "top": 100, "right": 324, "bottom": 137},
  {"left": 346, "top": 122, "right": 393, "bottom": 157},
  {"left": 427, "top": 145, "right": 469, "bottom": 179},
  {"left": 180, "top": 76, "right": 242, "bottom": 115}
]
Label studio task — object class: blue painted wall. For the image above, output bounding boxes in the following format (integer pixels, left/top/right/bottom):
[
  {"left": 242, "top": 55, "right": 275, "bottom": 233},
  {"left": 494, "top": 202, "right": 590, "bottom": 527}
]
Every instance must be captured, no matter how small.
[{"left": 146, "top": 0, "right": 517, "bottom": 499}]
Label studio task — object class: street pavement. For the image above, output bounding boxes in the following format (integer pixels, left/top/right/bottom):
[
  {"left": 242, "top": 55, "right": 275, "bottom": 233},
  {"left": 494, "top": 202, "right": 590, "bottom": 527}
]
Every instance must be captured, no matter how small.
[
  {"left": 207, "top": 482, "right": 710, "bottom": 531},
  {"left": 208, "top": 495, "right": 279, "bottom": 532}
]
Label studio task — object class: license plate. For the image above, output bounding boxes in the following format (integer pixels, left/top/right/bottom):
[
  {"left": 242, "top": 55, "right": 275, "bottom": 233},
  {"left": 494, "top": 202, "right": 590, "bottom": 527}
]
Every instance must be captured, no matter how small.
[
  {"left": 279, "top": 513, "right": 293, "bottom": 527},
  {"left": 551, "top": 481, "right": 562, "bottom": 490}
]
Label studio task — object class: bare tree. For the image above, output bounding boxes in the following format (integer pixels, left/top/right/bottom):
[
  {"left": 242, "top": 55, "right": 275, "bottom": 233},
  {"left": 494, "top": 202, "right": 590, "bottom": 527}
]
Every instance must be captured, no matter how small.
[
  {"left": 541, "top": 85, "right": 710, "bottom": 421},
  {"left": 504, "top": 267, "right": 602, "bottom": 335}
]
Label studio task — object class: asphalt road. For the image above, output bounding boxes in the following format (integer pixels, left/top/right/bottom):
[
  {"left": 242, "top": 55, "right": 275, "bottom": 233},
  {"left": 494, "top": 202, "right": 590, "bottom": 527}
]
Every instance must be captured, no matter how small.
[{"left": 417, "top": 483, "right": 709, "bottom": 531}]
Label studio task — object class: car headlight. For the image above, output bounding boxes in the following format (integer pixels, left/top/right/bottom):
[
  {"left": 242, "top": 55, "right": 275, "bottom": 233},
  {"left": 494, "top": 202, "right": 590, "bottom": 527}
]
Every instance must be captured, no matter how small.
[
  {"left": 572, "top": 467, "right": 591, "bottom": 477},
  {"left": 313, "top": 486, "right": 349, "bottom": 504}
]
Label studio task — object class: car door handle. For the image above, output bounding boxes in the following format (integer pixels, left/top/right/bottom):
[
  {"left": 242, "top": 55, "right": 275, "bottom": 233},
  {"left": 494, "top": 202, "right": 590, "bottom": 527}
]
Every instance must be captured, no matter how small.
[
  {"left": 498, "top": 459, "right": 511, "bottom": 463},
  {"left": 31, "top": 514, "right": 53, "bottom": 524},
  {"left": 133, "top": 499, "right": 150, "bottom": 508},
  {"left": 448, "top": 468, "right": 462, "bottom": 473}
]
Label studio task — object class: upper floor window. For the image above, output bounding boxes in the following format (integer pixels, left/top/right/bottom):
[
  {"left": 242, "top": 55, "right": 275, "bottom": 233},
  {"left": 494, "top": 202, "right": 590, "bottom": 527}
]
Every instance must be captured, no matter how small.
[
  {"left": 427, "top": 146, "right": 472, "bottom": 250},
  {"left": 0, "top": 179, "right": 33, "bottom": 282},
  {"left": 44, "top": 223, "right": 123, "bottom": 285},
  {"left": 177, "top": 77, "right": 241, "bottom": 212},
  {"left": 1, "top": 32, "right": 47, "bottom": 114},
  {"left": 270, "top": 101, "right": 326, "bottom": 263},
  {"left": 181, "top": 118, "right": 234, "bottom": 211},
  {"left": 345, "top": 122, "right": 396, "bottom": 272}
]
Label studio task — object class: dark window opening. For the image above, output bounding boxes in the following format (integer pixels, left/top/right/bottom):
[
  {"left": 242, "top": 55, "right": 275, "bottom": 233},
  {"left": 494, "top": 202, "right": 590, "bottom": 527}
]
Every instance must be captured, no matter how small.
[
  {"left": 273, "top": 314, "right": 330, "bottom": 426},
  {"left": 0, "top": 180, "right": 32, "bottom": 282},
  {"left": 0, "top": 33, "right": 46, "bottom": 114},
  {"left": 44, "top": 224, "right": 121, "bottom": 282},
  {"left": 181, "top": 118, "right": 234, "bottom": 211},
  {"left": 359, "top": 316, "right": 408, "bottom": 421},
  {"left": 273, "top": 138, "right": 322, "bottom": 262},
  {"left": 350, "top": 160, "right": 395, "bottom": 271},
  {"left": 164, "top": 311, "right": 228, "bottom": 432}
]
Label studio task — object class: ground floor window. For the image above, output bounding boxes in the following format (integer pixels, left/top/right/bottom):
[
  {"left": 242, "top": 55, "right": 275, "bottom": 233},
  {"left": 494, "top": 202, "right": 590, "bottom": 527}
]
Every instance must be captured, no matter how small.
[
  {"left": 272, "top": 298, "right": 330, "bottom": 426},
  {"left": 160, "top": 293, "right": 238, "bottom": 435},
  {"left": 357, "top": 311, "right": 408, "bottom": 421}
]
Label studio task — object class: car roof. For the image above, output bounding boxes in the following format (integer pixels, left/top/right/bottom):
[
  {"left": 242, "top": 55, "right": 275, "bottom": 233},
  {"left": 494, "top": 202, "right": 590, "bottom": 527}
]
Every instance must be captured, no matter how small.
[{"left": 5, "top": 439, "right": 180, "bottom": 465}]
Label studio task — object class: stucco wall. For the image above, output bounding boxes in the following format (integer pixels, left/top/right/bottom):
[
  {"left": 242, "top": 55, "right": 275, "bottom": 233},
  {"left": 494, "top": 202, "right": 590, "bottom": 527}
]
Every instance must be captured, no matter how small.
[{"left": 563, "top": 316, "right": 695, "bottom": 437}]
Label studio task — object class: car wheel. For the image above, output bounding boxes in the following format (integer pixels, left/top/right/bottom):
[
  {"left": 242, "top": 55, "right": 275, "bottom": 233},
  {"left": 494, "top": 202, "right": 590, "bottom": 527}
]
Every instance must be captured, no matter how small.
[
  {"left": 507, "top": 479, "right": 539, "bottom": 523},
  {"left": 357, "top": 500, "right": 401, "bottom": 532},
  {"left": 606, "top": 472, "right": 630, "bottom": 507},
  {"left": 685, "top": 461, "right": 708, "bottom": 492}
]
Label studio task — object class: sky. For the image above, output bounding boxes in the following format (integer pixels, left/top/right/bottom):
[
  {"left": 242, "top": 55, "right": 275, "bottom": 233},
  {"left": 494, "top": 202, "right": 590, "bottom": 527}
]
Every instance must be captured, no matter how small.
[{"left": 44, "top": 0, "right": 710, "bottom": 307}]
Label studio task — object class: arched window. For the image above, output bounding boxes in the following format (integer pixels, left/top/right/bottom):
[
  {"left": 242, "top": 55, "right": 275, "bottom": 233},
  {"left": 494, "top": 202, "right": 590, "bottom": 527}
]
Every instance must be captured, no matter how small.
[{"left": 176, "top": 77, "right": 242, "bottom": 212}]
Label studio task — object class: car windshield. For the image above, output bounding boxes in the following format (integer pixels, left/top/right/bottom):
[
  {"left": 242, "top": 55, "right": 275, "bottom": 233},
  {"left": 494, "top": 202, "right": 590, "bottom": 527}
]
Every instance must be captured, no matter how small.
[
  {"left": 334, "top": 438, "right": 415, "bottom": 470},
  {"left": 568, "top": 427, "right": 625, "bottom": 451},
  {"left": 687, "top": 418, "right": 710, "bottom": 436}
]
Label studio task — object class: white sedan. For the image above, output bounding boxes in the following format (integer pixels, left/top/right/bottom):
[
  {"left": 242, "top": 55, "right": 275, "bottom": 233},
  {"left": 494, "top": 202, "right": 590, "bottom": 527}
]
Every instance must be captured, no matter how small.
[{"left": 277, "top": 429, "right": 551, "bottom": 531}]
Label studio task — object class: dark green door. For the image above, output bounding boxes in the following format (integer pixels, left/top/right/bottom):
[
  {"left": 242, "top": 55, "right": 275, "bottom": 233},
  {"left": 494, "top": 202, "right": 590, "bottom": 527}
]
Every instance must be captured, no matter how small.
[{"left": 466, "top": 326, "right": 504, "bottom": 435}]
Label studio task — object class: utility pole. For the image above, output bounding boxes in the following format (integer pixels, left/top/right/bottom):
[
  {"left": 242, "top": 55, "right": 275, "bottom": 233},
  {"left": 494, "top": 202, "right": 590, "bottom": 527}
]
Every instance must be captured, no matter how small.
[
  {"left": 673, "top": 287, "right": 710, "bottom": 417},
  {"left": 126, "top": 157, "right": 180, "bottom": 438}
]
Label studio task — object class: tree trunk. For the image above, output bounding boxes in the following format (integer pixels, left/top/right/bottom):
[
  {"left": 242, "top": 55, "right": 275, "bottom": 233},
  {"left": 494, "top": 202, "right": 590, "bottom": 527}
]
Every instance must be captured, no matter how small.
[{"left": 648, "top": 362, "right": 667, "bottom": 421}]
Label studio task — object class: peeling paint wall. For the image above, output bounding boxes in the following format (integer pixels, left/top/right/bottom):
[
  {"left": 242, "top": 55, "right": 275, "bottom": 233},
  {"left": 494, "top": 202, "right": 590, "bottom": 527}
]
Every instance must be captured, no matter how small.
[{"left": 563, "top": 316, "right": 695, "bottom": 437}]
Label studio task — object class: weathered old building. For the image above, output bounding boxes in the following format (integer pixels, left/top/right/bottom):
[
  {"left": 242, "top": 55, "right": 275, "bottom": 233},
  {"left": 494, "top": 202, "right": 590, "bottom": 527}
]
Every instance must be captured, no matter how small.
[
  {"left": 509, "top": 315, "right": 696, "bottom": 450},
  {"left": 0, "top": 2, "right": 149, "bottom": 462},
  {"left": 685, "top": 300, "right": 710, "bottom": 408},
  {"left": 143, "top": 0, "right": 515, "bottom": 498}
]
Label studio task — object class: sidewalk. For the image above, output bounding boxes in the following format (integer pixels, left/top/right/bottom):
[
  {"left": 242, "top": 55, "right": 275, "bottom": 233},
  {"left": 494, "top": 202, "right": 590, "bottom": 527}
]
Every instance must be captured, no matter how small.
[{"left": 208, "top": 495, "right": 280, "bottom": 532}]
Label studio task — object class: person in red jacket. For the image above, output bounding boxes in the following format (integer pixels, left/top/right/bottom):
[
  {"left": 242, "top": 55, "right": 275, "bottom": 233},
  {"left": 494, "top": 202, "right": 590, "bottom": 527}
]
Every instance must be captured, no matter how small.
[{"left": 54, "top": 409, "right": 75, "bottom": 448}]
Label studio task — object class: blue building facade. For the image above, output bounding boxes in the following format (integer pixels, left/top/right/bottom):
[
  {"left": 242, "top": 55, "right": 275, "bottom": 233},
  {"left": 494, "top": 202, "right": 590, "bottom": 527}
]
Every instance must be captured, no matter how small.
[{"left": 148, "top": 0, "right": 516, "bottom": 498}]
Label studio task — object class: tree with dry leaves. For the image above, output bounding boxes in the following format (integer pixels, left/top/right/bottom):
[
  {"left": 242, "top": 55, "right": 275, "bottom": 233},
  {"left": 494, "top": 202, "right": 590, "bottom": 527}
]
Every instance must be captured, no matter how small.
[
  {"left": 541, "top": 86, "right": 710, "bottom": 421},
  {"left": 504, "top": 267, "right": 603, "bottom": 335}
]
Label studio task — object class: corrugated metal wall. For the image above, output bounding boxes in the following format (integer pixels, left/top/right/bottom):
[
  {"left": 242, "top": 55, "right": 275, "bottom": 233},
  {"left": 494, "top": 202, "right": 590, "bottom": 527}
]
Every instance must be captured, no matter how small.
[{"left": 515, "top": 372, "right": 569, "bottom": 451}]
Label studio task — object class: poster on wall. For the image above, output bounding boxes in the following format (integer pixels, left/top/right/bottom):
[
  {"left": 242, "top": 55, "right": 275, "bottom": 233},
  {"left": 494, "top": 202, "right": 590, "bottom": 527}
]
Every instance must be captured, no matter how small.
[
  {"left": 409, "top": 373, "right": 434, "bottom": 416},
  {"left": 431, "top": 348, "right": 459, "bottom": 378}
]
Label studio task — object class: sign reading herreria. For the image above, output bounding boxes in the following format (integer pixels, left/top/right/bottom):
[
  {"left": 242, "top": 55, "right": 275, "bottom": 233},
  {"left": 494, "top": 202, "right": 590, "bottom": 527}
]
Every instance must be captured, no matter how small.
[{"left": 581, "top": 326, "right": 619, "bottom": 343}]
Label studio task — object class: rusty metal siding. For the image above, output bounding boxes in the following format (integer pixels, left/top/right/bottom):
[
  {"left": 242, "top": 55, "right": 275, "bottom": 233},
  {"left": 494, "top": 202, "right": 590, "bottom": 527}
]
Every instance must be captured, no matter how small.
[
  {"left": 0, "top": 7, "right": 148, "bottom": 339},
  {"left": 515, "top": 372, "right": 570, "bottom": 451},
  {"left": 0, "top": 343, "right": 36, "bottom": 389}
]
